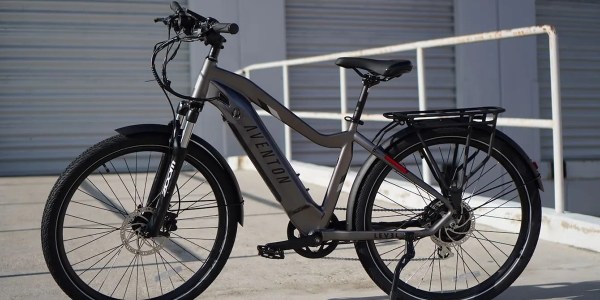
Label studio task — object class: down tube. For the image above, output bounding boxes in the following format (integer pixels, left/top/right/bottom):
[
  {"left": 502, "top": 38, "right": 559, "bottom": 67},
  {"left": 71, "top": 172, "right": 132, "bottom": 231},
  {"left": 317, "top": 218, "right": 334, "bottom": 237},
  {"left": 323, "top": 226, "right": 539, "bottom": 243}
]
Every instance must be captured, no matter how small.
[{"left": 209, "top": 83, "right": 323, "bottom": 234}]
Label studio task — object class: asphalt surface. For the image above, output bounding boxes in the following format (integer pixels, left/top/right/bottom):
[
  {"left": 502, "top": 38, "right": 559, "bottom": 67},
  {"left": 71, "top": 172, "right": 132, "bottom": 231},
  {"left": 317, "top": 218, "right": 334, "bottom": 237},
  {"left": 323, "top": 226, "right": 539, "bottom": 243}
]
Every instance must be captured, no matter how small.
[{"left": 1, "top": 169, "right": 599, "bottom": 299}]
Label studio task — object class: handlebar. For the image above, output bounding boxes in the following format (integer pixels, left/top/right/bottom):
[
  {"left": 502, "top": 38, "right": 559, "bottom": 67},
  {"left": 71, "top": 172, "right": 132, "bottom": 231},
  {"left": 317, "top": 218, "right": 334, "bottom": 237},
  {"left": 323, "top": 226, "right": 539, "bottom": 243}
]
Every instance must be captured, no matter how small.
[
  {"left": 166, "top": 1, "right": 239, "bottom": 35},
  {"left": 211, "top": 22, "right": 239, "bottom": 34}
]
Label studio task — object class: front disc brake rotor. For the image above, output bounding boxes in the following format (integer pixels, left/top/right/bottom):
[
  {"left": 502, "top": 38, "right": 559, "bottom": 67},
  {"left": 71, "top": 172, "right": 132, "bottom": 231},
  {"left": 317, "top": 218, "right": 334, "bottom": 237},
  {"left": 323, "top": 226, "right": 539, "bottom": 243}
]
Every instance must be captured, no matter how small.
[{"left": 120, "top": 207, "right": 167, "bottom": 256}]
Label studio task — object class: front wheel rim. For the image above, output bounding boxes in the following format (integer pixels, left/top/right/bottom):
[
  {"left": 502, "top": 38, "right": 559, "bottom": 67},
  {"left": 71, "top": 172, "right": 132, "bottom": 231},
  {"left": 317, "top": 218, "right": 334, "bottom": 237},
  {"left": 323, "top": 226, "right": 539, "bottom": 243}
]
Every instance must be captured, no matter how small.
[{"left": 54, "top": 144, "right": 229, "bottom": 299}]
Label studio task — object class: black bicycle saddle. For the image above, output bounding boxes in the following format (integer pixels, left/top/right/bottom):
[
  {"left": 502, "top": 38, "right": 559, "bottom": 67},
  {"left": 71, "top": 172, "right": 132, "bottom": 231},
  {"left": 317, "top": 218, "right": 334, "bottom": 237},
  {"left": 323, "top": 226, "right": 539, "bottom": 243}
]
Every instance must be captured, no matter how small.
[{"left": 335, "top": 57, "right": 413, "bottom": 78}]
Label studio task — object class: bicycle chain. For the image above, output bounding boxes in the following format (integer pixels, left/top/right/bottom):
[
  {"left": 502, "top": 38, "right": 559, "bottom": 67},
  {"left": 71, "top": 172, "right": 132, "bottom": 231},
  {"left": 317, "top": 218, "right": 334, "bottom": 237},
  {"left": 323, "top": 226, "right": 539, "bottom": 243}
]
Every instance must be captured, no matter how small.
[
  {"left": 321, "top": 255, "right": 446, "bottom": 262},
  {"left": 334, "top": 207, "right": 424, "bottom": 212},
  {"left": 325, "top": 208, "right": 439, "bottom": 262}
]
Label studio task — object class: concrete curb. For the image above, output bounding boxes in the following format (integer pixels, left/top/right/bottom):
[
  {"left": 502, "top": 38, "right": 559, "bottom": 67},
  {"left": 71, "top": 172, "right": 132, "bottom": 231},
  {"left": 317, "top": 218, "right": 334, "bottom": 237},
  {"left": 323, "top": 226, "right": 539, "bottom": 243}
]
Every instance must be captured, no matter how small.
[{"left": 227, "top": 155, "right": 600, "bottom": 253}]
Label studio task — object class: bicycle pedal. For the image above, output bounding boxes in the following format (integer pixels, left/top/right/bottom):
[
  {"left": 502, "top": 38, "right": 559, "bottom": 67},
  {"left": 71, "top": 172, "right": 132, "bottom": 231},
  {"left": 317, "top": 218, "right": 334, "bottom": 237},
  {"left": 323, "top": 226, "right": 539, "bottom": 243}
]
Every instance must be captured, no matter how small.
[{"left": 257, "top": 245, "right": 285, "bottom": 259}]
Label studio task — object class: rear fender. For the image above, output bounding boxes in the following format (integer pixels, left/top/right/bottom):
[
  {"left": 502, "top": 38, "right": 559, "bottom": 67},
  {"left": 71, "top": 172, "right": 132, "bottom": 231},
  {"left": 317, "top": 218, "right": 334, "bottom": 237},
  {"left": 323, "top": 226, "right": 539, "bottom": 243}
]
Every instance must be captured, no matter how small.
[
  {"left": 115, "top": 124, "right": 244, "bottom": 226},
  {"left": 345, "top": 125, "right": 542, "bottom": 230}
]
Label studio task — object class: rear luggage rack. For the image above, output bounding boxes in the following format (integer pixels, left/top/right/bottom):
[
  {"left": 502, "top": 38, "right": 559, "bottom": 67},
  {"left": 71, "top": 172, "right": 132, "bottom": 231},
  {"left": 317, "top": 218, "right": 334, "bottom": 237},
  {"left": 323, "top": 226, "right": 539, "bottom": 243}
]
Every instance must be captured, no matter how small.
[
  {"left": 374, "top": 107, "right": 506, "bottom": 192},
  {"left": 383, "top": 106, "right": 505, "bottom": 128}
]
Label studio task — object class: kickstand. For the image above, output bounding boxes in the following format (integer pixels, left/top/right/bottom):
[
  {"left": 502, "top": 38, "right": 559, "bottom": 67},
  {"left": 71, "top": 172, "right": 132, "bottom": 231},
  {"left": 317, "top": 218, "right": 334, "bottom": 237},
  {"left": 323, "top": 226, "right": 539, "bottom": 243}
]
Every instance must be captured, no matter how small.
[{"left": 389, "top": 233, "right": 415, "bottom": 300}]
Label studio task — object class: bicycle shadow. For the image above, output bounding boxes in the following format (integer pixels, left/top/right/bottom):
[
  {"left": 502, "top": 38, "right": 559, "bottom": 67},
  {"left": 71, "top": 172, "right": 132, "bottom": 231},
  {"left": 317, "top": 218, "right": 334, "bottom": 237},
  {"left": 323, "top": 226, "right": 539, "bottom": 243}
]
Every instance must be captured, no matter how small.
[
  {"left": 328, "top": 281, "right": 600, "bottom": 300},
  {"left": 496, "top": 281, "right": 600, "bottom": 300}
]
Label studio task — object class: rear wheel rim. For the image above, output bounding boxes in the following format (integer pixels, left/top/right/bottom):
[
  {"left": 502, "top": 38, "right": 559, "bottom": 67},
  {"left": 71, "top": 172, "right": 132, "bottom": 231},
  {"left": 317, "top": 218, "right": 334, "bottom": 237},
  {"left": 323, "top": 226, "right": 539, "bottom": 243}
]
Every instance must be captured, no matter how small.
[{"left": 358, "top": 135, "right": 534, "bottom": 298}]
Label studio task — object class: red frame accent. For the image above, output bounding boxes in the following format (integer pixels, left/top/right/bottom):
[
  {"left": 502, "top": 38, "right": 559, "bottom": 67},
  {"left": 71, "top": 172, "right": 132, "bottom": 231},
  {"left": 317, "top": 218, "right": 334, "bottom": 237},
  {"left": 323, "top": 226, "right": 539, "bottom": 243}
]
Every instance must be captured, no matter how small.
[{"left": 385, "top": 155, "right": 408, "bottom": 174}]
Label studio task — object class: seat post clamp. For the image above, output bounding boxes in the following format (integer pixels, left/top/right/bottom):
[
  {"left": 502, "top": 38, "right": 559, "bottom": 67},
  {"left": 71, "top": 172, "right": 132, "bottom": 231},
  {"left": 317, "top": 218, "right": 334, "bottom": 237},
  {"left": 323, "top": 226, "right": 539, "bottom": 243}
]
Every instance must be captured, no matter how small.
[{"left": 344, "top": 116, "right": 364, "bottom": 125}]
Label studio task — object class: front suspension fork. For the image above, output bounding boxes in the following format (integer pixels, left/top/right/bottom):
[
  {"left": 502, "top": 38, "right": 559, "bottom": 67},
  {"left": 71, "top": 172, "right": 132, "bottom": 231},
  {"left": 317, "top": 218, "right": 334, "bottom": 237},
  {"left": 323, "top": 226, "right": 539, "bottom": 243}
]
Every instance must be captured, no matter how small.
[{"left": 145, "top": 102, "right": 201, "bottom": 237}]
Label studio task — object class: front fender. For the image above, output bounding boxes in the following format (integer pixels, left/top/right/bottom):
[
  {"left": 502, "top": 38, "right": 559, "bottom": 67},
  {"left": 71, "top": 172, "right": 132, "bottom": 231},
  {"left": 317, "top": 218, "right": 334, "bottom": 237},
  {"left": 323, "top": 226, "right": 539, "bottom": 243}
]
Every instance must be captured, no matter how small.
[{"left": 115, "top": 124, "right": 244, "bottom": 226}]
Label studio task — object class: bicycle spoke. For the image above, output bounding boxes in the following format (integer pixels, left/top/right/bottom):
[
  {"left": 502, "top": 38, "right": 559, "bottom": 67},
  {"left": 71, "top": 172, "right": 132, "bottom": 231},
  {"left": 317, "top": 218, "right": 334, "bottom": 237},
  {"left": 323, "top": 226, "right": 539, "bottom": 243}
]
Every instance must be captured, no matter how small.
[
  {"left": 165, "top": 235, "right": 208, "bottom": 261},
  {"left": 77, "top": 244, "right": 123, "bottom": 277},
  {"left": 476, "top": 229, "right": 518, "bottom": 235},
  {"left": 66, "top": 228, "right": 118, "bottom": 254},
  {"left": 110, "top": 252, "right": 138, "bottom": 297},
  {"left": 471, "top": 233, "right": 502, "bottom": 267},
  {"left": 108, "top": 161, "right": 137, "bottom": 207},
  {"left": 180, "top": 190, "right": 214, "bottom": 212},
  {"left": 411, "top": 153, "right": 433, "bottom": 205},
  {"left": 373, "top": 201, "right": 417, "bottom": 219},
  {"left": 470, "top": 231, "right": 513, "bottom": 252},
  {"left": 455, "top": 245, "right": 478, "bottom": 286},
  {"left": 71, "top": 199, "right": 126, "bottom": 216},
  {"left": 179, "top": 179, "right": 206, "bottom": 201},
  {"left": 158, "top": 242, "right": 199, "bottom": 273},
  {"left": 175, "top": 214, "right": 219, "bottom": 221},
  {"left": 98, "top": 170, "right": 130, "bottom": 214},
  {"left": 123, "top": 157, "right": 143, "bottom": 207},
  {"left": 405, "top": 247, "right": 434, "bottom": 285},
  {"left": 459, "top": 245, "right": 490, "bottom": 277},
  {"left": 140, "top": 255, "right": 150, "bottom": 299},
  {"left": 65, "top": 214, "right": 120, "bottom": 230},
  {"left": 155, "top": 244, "right": 185, "bottom": 284},
  {"left": 154, "top": 251, "right": 164, "bottom": 295},
  {"left": 472, "top": 197, "right": 518, "bottom": 220},
  {"left": 177, "top": 169, "right": 200, "bottom": 190},
  {"left": 454, "top": 246, "right": 459, "bottom": 291},
  {"left": 474, "top": 214, "right": 521, "bottom": 222},
  {"left": 80, "top": 179, "right": 128, "bottom": 216},
  {"left": 64, "top": 228, "right": 118, "bottom": 242}
]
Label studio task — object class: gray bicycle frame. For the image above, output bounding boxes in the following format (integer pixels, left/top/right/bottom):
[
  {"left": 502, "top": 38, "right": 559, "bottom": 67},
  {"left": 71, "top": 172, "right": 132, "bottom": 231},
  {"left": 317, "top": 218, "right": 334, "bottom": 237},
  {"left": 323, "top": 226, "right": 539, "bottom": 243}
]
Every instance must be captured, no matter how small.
[{"left": 186, "top": 56, "right": 454, "bottom": 240}]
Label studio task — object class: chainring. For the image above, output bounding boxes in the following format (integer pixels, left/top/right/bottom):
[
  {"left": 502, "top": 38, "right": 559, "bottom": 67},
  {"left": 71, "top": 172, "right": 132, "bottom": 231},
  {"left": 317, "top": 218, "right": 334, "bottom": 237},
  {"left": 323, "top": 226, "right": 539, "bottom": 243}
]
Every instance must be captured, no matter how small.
[{"left": 286, "top": 215, "right": 339, "bottom": 259}]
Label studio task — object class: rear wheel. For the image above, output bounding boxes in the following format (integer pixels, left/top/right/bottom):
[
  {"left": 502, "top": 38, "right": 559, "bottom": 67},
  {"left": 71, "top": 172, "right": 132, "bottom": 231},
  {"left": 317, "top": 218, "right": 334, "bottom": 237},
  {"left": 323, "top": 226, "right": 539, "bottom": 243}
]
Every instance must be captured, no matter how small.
[
  {"left": 354, "top": 127, "right": 541, "bottom": 299},
  {"left": 41, "top": 133, "right": 238, "bottom": 299}
]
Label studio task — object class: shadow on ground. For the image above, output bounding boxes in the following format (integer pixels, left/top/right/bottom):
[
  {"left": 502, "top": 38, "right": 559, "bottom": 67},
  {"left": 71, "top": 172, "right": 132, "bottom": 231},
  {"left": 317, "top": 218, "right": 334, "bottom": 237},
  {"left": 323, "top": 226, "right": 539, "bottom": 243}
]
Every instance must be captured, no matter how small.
[
  {"left": 498, "top": 281, "right": 600, "bottom": 299},
  {"left": 329, "top": 281, "right": 600, "bottom": 300}
]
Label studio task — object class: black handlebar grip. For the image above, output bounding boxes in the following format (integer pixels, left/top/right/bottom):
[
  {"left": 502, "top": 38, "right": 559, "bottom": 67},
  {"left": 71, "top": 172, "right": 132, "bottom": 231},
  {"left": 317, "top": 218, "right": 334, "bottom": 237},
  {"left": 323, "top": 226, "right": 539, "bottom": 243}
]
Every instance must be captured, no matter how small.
[
  {"left": 211, "top": 23, "right": 239, "bottom": 34},
  {"left": 170, "top": 1, "right": 183, "bottom": 14}
]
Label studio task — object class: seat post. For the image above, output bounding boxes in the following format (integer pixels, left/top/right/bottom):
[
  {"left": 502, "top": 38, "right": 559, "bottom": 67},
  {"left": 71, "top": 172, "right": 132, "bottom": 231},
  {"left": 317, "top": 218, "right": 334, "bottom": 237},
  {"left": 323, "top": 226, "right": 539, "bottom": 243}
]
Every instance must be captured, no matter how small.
[{"left": 348, "top": 75, "right": 380, "bottom": 131}]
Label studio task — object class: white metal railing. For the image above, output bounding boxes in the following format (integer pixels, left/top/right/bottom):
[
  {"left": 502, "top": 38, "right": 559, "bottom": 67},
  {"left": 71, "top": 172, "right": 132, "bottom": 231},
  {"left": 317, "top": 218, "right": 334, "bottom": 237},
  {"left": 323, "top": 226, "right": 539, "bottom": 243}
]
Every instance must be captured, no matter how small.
[{"left": 238, "top": 25, "right": 564, "bottom": 214}]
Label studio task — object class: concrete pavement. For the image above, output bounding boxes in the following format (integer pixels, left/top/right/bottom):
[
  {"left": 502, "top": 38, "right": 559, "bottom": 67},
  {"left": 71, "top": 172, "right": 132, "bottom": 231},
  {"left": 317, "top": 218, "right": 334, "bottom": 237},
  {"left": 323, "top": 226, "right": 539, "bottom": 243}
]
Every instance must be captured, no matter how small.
[{"left": 1, "top": 169, "right": 599, "bottom": 299}]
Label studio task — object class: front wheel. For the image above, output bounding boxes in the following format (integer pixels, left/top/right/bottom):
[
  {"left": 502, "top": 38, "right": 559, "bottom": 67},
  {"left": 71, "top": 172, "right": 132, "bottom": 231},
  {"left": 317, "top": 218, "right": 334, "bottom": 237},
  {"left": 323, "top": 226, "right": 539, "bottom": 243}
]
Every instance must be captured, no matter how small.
[
  {"left": 41, "top": 133, "right": 238, "bottom": 299},
  {"left": 353, "top": 127, "right": 541, "bottom": 299}
]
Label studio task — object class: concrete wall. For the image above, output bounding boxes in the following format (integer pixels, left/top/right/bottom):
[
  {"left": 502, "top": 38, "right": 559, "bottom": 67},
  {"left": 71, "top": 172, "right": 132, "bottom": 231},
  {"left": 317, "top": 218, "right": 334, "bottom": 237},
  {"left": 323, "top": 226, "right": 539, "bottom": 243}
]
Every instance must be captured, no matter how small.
[
  {"left": 455, "top": 0, "right": 540, "bottom": 162},
  {"left": 455, "top": 0, "right": 600, "bottom": 216}
]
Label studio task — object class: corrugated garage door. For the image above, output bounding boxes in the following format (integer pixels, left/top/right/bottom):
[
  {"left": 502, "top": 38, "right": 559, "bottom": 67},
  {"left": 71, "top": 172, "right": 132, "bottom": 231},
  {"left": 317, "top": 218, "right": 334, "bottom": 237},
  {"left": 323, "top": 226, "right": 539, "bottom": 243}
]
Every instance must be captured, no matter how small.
[
  {"left": 537, "top": 0, "right": 600, "bottom": 160},
  {"left": 286, "top": 0, "right": 455, "bottom": 165},
  {"left": 0, "top": 0, "right": 189, "bottom": 176}
]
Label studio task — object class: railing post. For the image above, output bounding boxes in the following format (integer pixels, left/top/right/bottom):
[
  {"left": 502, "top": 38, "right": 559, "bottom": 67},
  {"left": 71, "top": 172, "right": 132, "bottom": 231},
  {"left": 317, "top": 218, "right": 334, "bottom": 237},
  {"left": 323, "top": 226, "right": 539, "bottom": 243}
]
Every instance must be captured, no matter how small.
[
  {"left": 548, "top": 29, "right": 565, "bottom": 213},
  {"left": 417, "top": 47, "right": 427, "bottom": 111},
  {"left": 283, "top": 65, "right": 292, "bottom": 160},
  {"left": 340, "top": 67, "right": 348, "bottom": 131},
  {"left": 417, "top": 47, "right": 432, "bottom": 184}
]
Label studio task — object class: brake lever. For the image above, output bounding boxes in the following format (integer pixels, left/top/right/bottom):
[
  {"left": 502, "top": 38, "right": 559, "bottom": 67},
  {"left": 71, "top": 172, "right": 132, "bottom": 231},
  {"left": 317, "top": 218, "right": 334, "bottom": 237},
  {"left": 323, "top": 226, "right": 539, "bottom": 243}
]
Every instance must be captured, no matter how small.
[
  {"left": 154, "top": 14, "right": 186, "bottom": 35},
  {"left": 154, "top": 15, "right": 176, "bottom": 26}
]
